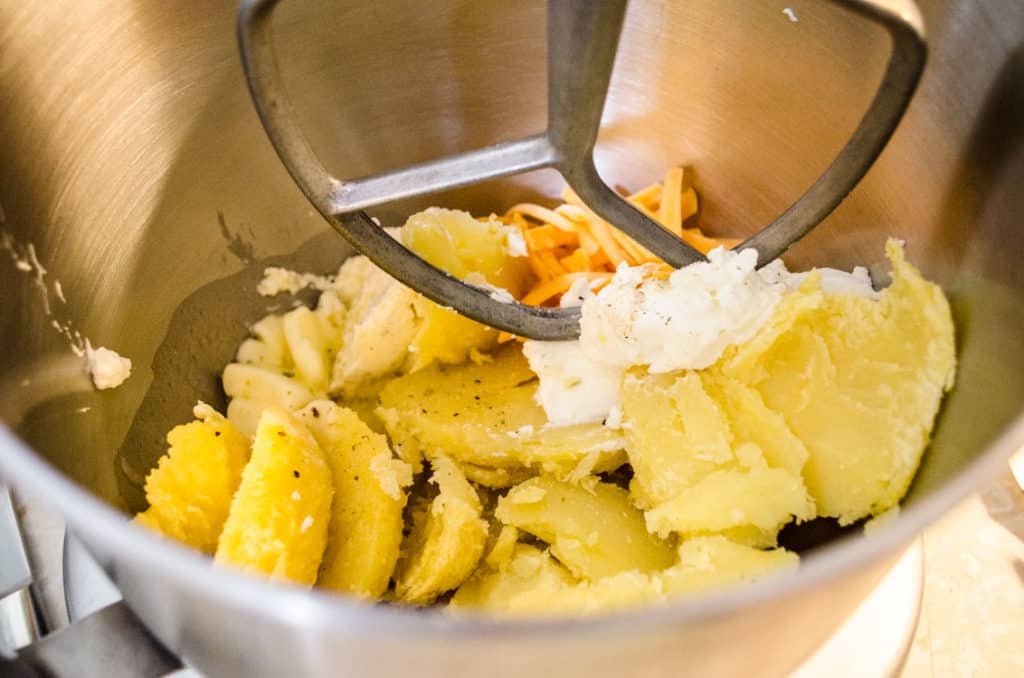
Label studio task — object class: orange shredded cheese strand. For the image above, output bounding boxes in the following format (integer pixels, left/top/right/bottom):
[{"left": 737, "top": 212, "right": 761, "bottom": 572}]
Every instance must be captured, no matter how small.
[
  {"left": 524, "top": 224, "right": 579, "bottom": 251},
  {"left": 681, "top": 228, "right": 740, "bottom": 254},
  {"left": 627, "top": 183, "right": 663, "bottom": 210},
  {"left": 659, "top": 167, "right": 685, "bottom": 235},
  {"left": 608, "top": 229, "right": 643, "bottom": 266},
  {"left": 559, "top": 249, "right": 592, "bottom": 273},
  {"left": 500, "top": 167, "right": 738, "bottom": 311},
  {"left": 560, "top": 188, "right": 628, "bottom": 266},
  {"left": 679, "top": 185, "right": 699, "bottom": 224},
  {"left": 520, "top": 272, "right": 611, "bottom": 307},
  {"left": 508, "top": 203, "right": 578, "bottom": 232}
]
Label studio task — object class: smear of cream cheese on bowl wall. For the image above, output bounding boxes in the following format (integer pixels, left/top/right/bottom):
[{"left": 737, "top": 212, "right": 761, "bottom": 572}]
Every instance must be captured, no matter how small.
[
  {"left": 85, "top": 342, "right": 133, "bottom": 390},
  {"left": 2, "top": 229, "right": 133, "bottom": 391}
]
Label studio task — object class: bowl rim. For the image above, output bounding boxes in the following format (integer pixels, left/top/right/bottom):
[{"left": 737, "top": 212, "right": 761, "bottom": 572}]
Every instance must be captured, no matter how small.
[{"left": 0, "top": 410, "right": 1020, "bottom": 640}]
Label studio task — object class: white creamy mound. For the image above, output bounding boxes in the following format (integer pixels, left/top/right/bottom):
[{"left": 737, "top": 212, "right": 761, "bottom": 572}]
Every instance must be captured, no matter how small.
[
  {"left": 85, "top": 342, "right": 132, "bottom": 390},
  {"left": 525, "top": 247, "right": 878, "bottom": 426},
  {"left": 257, "top": 267, "right": 334, "bottom": 296}
]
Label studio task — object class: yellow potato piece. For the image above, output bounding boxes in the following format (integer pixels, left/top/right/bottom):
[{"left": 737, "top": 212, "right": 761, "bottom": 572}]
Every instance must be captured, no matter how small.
[
  {"left": 393, "top": 456, "right": 488, "bottom": 604},
  {"left": 621, "top": 369, "right": 813, "bottom": 543},
  {"left": 719, "top": 240, "right": 956, "bottom": 523},
  {"left": 214, "top": 408, "right": 333, "bottom": 585},
  {"left": 400, "top": 209, "right": 531, "bottom": 372},
  {"left": 700, "top": 373, "right": 809, "bottom": 479},
  {"left": 401, "top": 208, "right": 530, "bottom": 294},
  {"left": 135, "top": 406, "right": 250, "bottom": 554},
  {"left": 645, "top": 467, "right": 814, "bottom": 540},
  {"left": 484, "top": 525, "right": 521, "bottom": 570},
  {"left": 459, "top": 461, "right": 536, "bottom": 489},
  {"left": 661, "top": 536, "right": 799, "bottom": 595},
  {"left": 296, "top": 401, "right": 412, "bottom": 598},
  {"left": 338, "top": 393, "right": 388, "bottom": 434},
  {"left": 509, "top": 570, "right": 663, "bottom": 615},
  {"left": 495, "top": 476, "right": 676, "bottom": 580},
  {"left": 450, "top": 544, "right": 576, "bottom": 612},
  {"left": 329, "top": 256, "right": 420, "bottom": 398},
  {"left": 281, "top": 305, "right": 331, "bottom": 393},
  {"left": 457, "top": 537, "right": 797, "bottom": 615},
  {"left": 377, "top": 345, "right": 624, "bottom": 475},
  {"left": 406, "top": 300, "right": 498, "bottom": 374},
  {"left": 622, "top": 370, "right": 735, "bottom": 509}
]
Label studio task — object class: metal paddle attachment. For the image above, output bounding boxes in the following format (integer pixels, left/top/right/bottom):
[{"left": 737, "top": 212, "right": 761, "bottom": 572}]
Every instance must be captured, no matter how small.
[{"left": 237, "top": 0, "right": 926, "bottom": 340}]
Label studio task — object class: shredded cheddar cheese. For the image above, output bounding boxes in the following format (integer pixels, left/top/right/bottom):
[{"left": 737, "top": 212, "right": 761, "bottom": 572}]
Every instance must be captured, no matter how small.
[
  {"left": 495, "top": 167, "right": 737, "bottom": 342},
  {"left": 510, "top": 169, "right": 733, "bottom": 301}
]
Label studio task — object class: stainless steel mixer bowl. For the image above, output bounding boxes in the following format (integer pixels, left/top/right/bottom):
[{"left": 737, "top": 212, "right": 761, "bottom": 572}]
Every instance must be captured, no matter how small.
[{"left": 0, "top": 1, "right": 1022, "bottom": 676}]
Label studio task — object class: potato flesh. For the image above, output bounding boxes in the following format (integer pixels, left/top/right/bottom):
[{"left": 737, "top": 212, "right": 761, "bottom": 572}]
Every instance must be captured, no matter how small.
[
  {"left": 495, "top": 476, "right": 676, "bottom": 580},
  {"left": 296, "top": 401, "right": 411, "bottom": 598},
  {"left": 214, "top": 408, "right": 333, "bottom": 585},
  {"left": 400, "top": 209, "right": 529, "bottom": 372},
  {"left": 622, "top": 370, "right": 814, "bottom": 543},
  {"left": 453, "top": 537, "right": 796, "bottom": 616},
  {"left": 377, "top": 345, "right": 624, "bottom": 475},
  {"left": 400, "top": 208, "right": 529, "bottom": 294},
  {"left": 327, "top": 209, "right": 531, "bottom": 394},
  {"left": 450, "top": 544, "right": 576, "bottom": 612},
  {"left": 330, "top": 256, "right": 419, "bottom": 397},
  {"left": 644, "top": 467, "right": 814, "bottom": 539},
  {"left": 135, "top": 409, "right": 250, "bottom": 553},
  {"left": 281, "top": 306, "right": 331, "bottom": 393},
  {"left": 718, "top": 240, "right": 956, "bottom": 523},
  {"left": 393, "top": 456, "right": 488, "bottom": 604}
]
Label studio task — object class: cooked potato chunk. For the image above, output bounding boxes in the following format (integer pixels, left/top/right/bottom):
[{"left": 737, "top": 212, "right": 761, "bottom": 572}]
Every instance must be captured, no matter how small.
[
  {"left": 718, "top": 241, "right": 956, "bottom": 523},
  {"left": 236, "top": 314, "right": 291, "bottom": 371},
  {"left": 401, "top": 208, "right": 529, "bottom": 295},
  {"left": 297, "top": 401, "right": 412, "bottom": 598},
  {"left": 330, "top": 257, "right": 419, "bottom": 398},
  {"left": 700, "top": 374, "right": 809, "bottom": 479},
  {"left": 469, "top": 537, "right": 797, "bottom": 615},
  {"left": 282, "top": 305, "right": 331, "bottom": 393},
  {"left": 377, "top": 345, "right": 624, "bottom": 474},
  {"left": 622, "top": 368, "right": 814, "bottom": 543},
  {"left": 401, "top": 209, "right": 530, "bottom": 372},
  {"left": 450, "top": 544, "right": 577, "bottom": 612},
  {"left": 496, "top": 476, "right": 676, "bottom": 580},
  {"left": 215, "top": 408, "right": 333, "bottom": 585},
  {"left": 458, "top": 461, "right": 536, "bottom": 489},
  {"left": 644, "top": 467, "right": 814, "bottom": 540},
  {"left": 661, "top": 536, "right": 799, "bottom": 595},
  {"left": 393, "top": 456, "right": 488, "bottom": 604},
  {"left": 222, "top": 362, "right": 314, "bottom": 438},
  {"left": 484, "top": 525, "right": 521, "bottom": 570},
  {"left": 623, "top": 370, "right": 734, "bottom": 509},
  {"left": 135, "top": 404, "right": 249, "bottom": 553}
]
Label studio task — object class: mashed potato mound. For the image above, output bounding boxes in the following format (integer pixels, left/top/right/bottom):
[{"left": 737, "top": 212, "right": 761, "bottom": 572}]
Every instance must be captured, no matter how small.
[{"left": 718, "top": 240, "right": 956, "bottom": 523}]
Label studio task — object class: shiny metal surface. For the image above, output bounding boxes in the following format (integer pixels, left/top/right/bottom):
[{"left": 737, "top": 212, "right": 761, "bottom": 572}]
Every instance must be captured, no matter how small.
[
  {"left": 240, "top": 0, "right": 927, "bottom": 340},
  {"left": 0, "top": 485, "right": 41, "bottom": 655},
  {"left": 0, "top": 1, "right": 1022, "bottom": 677},
  {"left": 16, "top": 602, "right": 180, "bottom": 678},
  {"left": 0, "top": 487, "right": 32, "bottom": 600}
]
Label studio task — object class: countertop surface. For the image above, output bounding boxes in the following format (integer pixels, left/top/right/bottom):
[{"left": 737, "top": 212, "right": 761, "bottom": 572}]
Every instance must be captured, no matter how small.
[{"left": 900, "top": 466, "right": 1024, "bottom": 677}]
